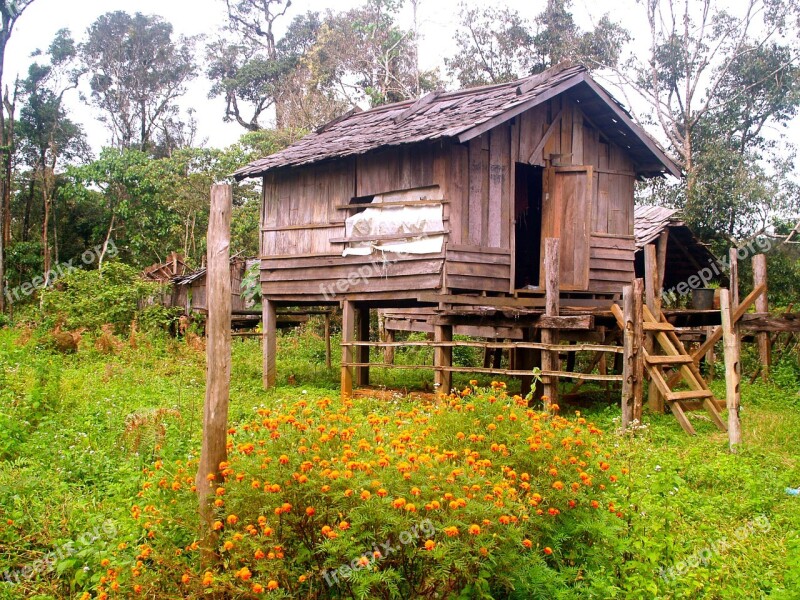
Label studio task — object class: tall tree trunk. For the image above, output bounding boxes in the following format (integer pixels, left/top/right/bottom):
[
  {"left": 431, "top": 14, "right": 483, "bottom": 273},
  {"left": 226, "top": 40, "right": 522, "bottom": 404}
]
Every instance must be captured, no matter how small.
[
  {"left": 21, "top": 176, "right": 33, "bottom": 242},
  {"left": 41, "top": 170, "right": 50, "bottom": 284}
]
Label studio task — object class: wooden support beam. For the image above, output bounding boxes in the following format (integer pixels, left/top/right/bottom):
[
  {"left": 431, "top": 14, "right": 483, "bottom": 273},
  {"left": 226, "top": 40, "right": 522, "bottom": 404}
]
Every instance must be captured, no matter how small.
[
  {"left": 644, "top": 243, "right": 664, "bottom": 413},
  {"left": 527, "top": 110, "right": 563, "bottom": 165},
  {"left": 656, "top": 229, "right": 669, "bottom": 297},
  {"left": 720, "top": 289, "right": 742, "bottom": 451},
  {"left": 262, "top": 300, "right": 277, "bottom": 388},
  {"left": 324, "top": 312, "right": 332, "bottom": 369},
  {"left": 197, "top": 184, "right": 232, "bottom": 562},
  {"left": 632, "top": 279, "right": 645, "bottom": 422},
  {"left": 541, "top": 238, "right": 560, "bottom": 404},
  {"left": 356, "top": 308, "right": 370, "bottom": 386},
  {"left": 752, "top": 254, "right": 770, "bottom": 380},
  {"left": 620, "top": 285, "right": 634, "bottom": 429},
  {"left": 383, "top": 328, "right": 395, "bottom": 365},
  {"left": 434, "top": 324, "right": 453, "bottom": 393},
  {"left": 341, "top": 300, "right": 355, "bottom": 399}
]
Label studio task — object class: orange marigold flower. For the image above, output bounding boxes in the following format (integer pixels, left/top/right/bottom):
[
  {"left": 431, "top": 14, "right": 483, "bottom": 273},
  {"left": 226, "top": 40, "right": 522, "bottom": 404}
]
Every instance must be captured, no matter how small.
[
  {"left": 548, "top": 507, "right": 560, "bottom": 516},
  {"left": 548, "top": 468, "right": 558, "bottom": 477},
  {"left": 552, "top": 481, "right": 564, "bottom": 491},
  {"left": 360, "top": 490, "right": 371, "bottom": 500},
  {"left": 227, "top": 514, "right": 238, "bottom": 525},
  {"left": 212, "top": 520, "right": 223, "bottom": 531},
  {"left": 543, "top": 547, "right": 553, "bottom": 555},
  {"left": 267, "top": 580, "right": 279, "bottom": 590},
  {"left": 278, "top": 454, "right": 289, "bottom": 465},
  {"left": 468, "top": 524, "right": 481, "bottom": 535},
  {"left": 254, "top": 549, "right": 266, "bottom": 559},
  {"left": 235, "top": 567, "right": 252, "bottom": 581},
  {"left": 522, "top": 539, "right": 533, "bottom": 549},
  {"left": 338, "top": 521, "right": 350, "bottom": 530},
  {"left": 392, "top": 498, "right": 406, "bottom": 509},
  {"left": 223, "top": 541, "right": 234, "bottom": 551},
  {"left": 202, "top": 571, "right": 213, "bottom": 586},
  {"left": 181, "top": 573, "right": 190, "bottom": 584},
  {"left": 305, "top": 507, "right": 316, "bottom": 517},
  {"left": 443, "top": 526, "right": 459, "bottom": 537},
  {"left": 252, "top": 583, "right": 264, "bottom": 593},
  {"left": 424, "top": 540, "right": 436, "bottom": 551}
]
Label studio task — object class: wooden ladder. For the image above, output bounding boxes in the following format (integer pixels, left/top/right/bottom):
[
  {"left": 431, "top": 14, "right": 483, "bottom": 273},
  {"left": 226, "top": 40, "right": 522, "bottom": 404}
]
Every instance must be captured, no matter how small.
[{"left": 613, "top": 303, "right": 727, "bottom": 435}]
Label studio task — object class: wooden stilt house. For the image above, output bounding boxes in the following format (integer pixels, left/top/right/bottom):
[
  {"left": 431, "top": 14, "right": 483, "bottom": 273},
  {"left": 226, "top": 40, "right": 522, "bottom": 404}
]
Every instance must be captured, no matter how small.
[{"left": 234, "top": 63, "right": 681, "bottom": 389}]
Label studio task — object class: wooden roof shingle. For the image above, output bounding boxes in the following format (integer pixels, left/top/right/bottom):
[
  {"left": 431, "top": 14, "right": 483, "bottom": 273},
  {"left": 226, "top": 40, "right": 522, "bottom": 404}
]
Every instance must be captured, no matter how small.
[{"left": 235, "top": 63, "right": 681, "bottom": 180}]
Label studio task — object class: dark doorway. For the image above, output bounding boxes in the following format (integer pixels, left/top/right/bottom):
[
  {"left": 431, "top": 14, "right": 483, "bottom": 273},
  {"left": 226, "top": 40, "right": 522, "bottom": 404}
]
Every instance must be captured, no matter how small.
[{"left": 514, "top": 163, "right": 543, "bottom": 289}]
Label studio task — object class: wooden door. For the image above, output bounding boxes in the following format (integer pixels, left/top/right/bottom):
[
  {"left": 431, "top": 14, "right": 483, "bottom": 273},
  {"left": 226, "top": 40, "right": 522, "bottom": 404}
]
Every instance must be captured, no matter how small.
[{"left": 541, "top": 166, "right": 593, "bottom": 290}]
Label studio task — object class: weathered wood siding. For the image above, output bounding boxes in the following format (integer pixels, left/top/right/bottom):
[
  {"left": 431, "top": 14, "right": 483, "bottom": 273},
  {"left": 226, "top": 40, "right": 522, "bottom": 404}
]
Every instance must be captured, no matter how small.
[
  {"left": 513, "top": 96, "right": 636, "bottom": 292},
  {"left": 261, "top": 145, "right": 449, "bottom": 300}
]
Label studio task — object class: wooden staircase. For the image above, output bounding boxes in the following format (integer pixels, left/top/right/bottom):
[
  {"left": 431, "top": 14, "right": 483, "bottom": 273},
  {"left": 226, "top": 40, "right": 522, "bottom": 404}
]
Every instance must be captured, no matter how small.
[{"left": 612, "top": 303, "right": 727, "bottom": 435}]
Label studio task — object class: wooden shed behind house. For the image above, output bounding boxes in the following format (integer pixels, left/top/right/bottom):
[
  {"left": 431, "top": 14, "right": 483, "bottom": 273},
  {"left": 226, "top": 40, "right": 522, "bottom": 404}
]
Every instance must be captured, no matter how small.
[
  {"left": 633, "top": 205, "right": 721, "bottom": 292},
  {"left": 235, "top": 64, "right": 680, "bottom": 306}
]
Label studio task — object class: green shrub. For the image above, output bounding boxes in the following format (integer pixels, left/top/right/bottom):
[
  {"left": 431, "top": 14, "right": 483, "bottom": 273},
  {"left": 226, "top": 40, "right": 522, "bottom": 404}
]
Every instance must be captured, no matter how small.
[{"left": 40, "top": 262, "right": 158, "bottom": 333}]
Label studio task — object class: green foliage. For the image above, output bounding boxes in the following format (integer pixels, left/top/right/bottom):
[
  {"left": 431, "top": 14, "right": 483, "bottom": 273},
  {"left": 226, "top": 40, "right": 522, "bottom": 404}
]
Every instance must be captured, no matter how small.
[
  {"left": 0, "top": 326, "right": 799, "bottom": 599},
  {"left": 40, "top": 262, "right": 157, "bottom": 332}
]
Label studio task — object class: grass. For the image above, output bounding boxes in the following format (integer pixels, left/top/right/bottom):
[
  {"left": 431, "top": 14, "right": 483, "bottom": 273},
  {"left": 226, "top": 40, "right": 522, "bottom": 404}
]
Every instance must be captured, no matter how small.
[{"left": 0, "top": 322, "right": 798, "bottom": 598}]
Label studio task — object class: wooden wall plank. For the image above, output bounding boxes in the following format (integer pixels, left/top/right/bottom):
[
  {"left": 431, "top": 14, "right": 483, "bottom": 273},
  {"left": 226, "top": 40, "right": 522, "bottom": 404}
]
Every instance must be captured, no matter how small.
[
  {"left": 468, "top": 137, "right": 484, "bottom": 245},
  {"left": 488, "top": 125, "right": 510, "bottom": 248}
]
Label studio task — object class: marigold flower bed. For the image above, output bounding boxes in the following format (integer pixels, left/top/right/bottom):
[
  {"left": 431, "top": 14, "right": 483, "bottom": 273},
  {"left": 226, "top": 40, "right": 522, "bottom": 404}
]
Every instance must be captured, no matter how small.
[{"left": 105, "top": 383, "right": 625, "bottom": 598}]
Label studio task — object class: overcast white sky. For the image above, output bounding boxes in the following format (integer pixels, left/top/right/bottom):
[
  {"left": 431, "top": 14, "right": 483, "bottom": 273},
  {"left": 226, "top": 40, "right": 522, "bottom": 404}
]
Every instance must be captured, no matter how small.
[{"left": 4, "top": 0, "right": 797, "bottom": 165}]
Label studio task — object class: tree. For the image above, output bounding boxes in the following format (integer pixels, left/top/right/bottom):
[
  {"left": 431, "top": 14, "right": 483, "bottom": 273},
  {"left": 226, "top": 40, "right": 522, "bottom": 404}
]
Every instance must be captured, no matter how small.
[
  {"left": 0, "top": 0, "right": 36, "bottom": 313},
  {"left": 445, "top": 0, "right": 627, "bottom": 87},
  {"left": 16, "top": 29, "right": 88, "bottom": 283},
  {"left": 206, "top": 0, "right": 296, "bottom": 130},
  {"left": 80, "top": 11, "right": 196, "bottom": 152},
  {"left": 616, "top": 0, "right": 800, "bottom": 244},
  {"left": 309, "top": 0, "right": 438, "bottom": 106}
]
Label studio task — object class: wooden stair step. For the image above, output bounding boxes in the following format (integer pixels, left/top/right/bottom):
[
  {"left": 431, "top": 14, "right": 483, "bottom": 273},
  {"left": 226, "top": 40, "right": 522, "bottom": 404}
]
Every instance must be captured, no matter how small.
[
  {"left": 643, "top": 321, "right": 676, "bottom": 331},
  {"left": 667, "top": 389, "right": 714, "bottom": 402},
  {"left": 646, "top": 355, "right": 693, "bottom": 365}
]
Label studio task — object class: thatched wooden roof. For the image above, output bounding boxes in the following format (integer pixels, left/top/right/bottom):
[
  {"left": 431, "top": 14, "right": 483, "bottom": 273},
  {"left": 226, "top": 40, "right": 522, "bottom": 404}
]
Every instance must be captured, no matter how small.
[{"left": 235, "top": 63, "right": 680, "bottom": 180}]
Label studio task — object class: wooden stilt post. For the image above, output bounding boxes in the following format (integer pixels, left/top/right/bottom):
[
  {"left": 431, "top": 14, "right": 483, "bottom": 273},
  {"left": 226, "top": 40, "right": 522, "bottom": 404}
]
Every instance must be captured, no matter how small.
[
  {"left": 621, "top": 284, "right": 634, "bottom": 429},
  {"left": 632, "top": 278, "right": 645, "bottom": 422},
  {"left": 262, "top": 300, "right": 277, "bottom": 388},
  {"left": 752, "top": 253, "right": 770, "bottom": 381},
  {"left": 324, "top": 311, "right": 332, "bottom": 369},
  {"left": 341, "top": 300, "right": 355, "bottom": 399},
  {"left": 355, "top": 307, "right": 370, "bottom": 386},
  {"left": 434, "top": 323, "right": 453, "bottom": 393},
  {"left": 720, "top": 288, "right": 742, "bottom": 450},
  {"left": 705, "top": 326, "right": 715, "bottom": 381},
  {"left": 384, "top": 328, "right": 395, "bottom": 365},
  {"left": 196, "top": 184, "right": 232, "bottom": 563},
  {"left": 644, "top": 244, "right": 664, "bottom": 413},
  {"left": 542, "top": 238, "right": 560, "bottom": 404}
]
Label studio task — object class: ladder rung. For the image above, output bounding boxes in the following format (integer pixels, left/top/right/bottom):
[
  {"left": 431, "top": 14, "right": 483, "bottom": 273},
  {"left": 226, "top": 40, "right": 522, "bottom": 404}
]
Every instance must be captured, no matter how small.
[
  {"left": 644, "top": 322, "right": 675, "bottom": 331},
  {"left": 667, "top": 389, "right": 714, "bottom": 402},
  {"left": 646, "top": 355, "right": 693, "bottom": 365}
]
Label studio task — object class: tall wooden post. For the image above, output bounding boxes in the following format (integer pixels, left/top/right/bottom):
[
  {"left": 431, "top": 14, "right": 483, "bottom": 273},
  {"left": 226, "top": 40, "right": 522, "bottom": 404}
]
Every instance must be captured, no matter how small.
[
  {"left": 434, "top": 323, "right": 453, "bottom": 393},
  {"left": 752, "top": 254, "right": 770, "bottom": 380},
  {"left": 631, "top": 278, "right": 645, "bottom": 422},
  {"left": 621, "top": 284, "right": 634, "bottom": 429},
  {"left": 644, "top": 244, "right": 664, "bottom": 412},
  {"left": 341, "top": 300, "right": 355, "bottom": 399},
  {"left": 720, "top": 289, "right": 742, "bottom": 450},
  {"left": 324, "top": 311, "right": 332, "bottom": 369},
  {"left": 541, "top": 238, "right": 560, "bottom": 404},
  {"left": 262, "top": 299, "right": 276, "bottom": 388},
  {"left": 196, "top": 184, "right": 232, "bottom": 562},
  {"left": 355, "top": 307, "right": 370, "bottom": 386}
]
